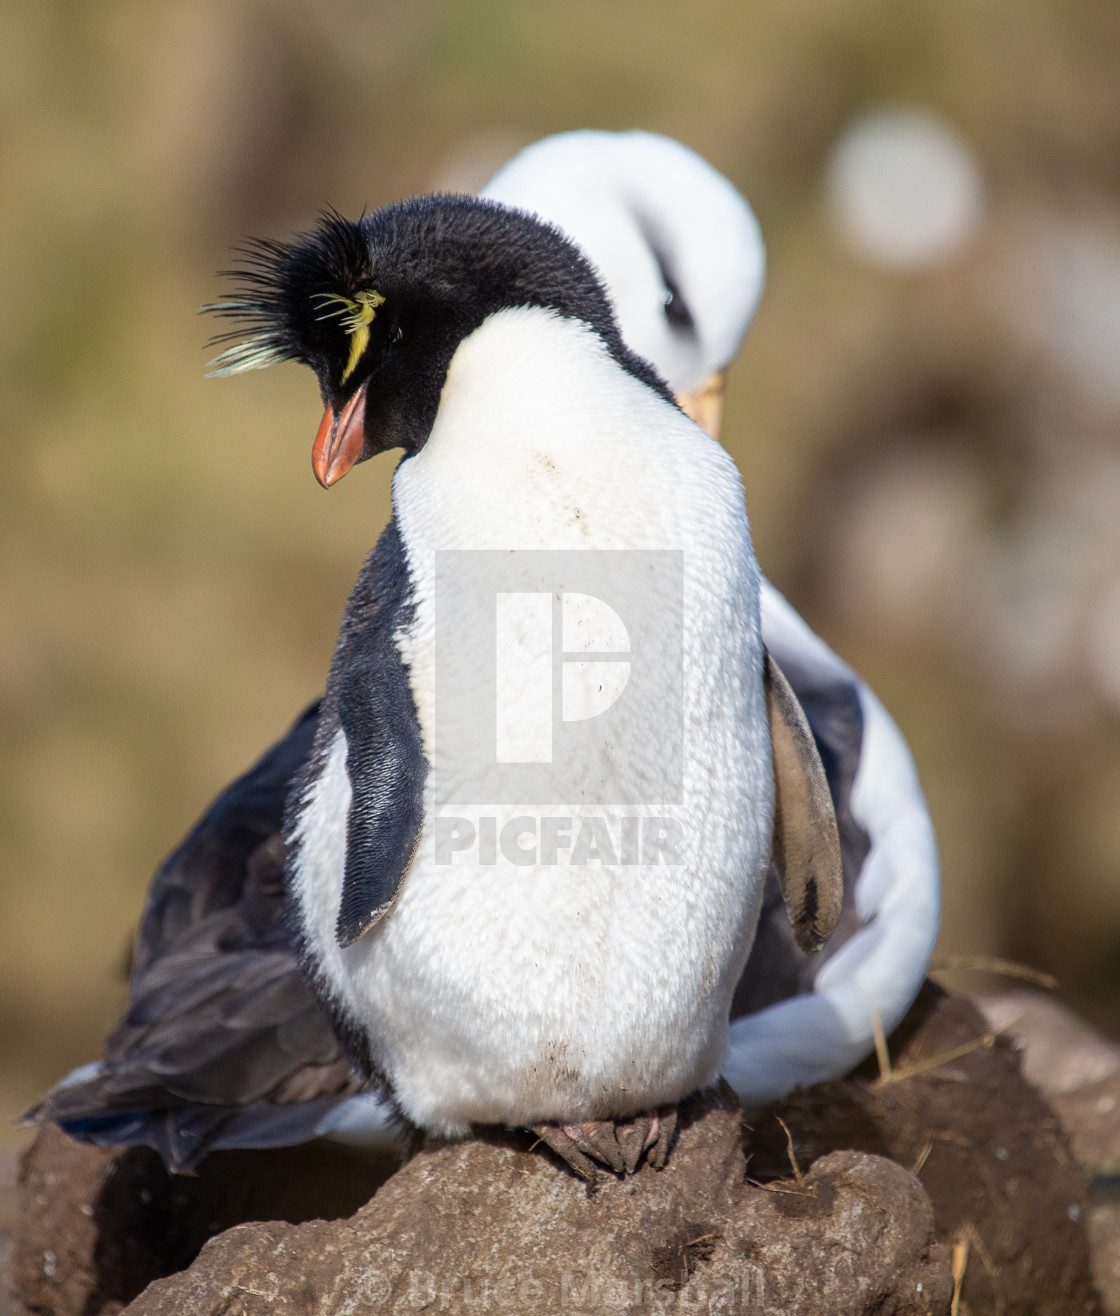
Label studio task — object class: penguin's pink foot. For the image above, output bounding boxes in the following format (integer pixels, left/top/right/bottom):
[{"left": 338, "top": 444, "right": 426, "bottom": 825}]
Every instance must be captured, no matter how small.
[{"left": 531, "top": 1106, "right": 679, "bottom": 1180}]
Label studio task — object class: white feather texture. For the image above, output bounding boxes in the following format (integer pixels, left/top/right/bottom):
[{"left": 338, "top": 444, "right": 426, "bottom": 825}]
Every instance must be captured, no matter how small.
[
  {"left": 309, "top": 587, "right": 942, "bottom": 1138},
  {"left": 292, "top": 307, "right": 774, "bottom": 1135},
  {"left": 481, "top": 131, "right": 765, "bottom": 394}
]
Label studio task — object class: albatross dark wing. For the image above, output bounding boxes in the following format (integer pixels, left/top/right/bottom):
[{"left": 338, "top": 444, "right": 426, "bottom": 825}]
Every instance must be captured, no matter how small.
[
  {"left": 24, "top": 704, "right": 364, "bottom": 1172},
  {"left": 133, "top": 701, "right": 318, "bottom": 969}
]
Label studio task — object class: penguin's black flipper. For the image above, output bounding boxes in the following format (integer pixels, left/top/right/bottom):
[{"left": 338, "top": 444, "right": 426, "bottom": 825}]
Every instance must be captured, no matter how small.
[
  {"left": 763, "top": 650, "right": 845, "bottom": 955},
  {"left": 287, "top": 519, "right": 427, "bottom": 952},
  {"left": 335, "top": 588, "right": 426, "bottom": 947}
]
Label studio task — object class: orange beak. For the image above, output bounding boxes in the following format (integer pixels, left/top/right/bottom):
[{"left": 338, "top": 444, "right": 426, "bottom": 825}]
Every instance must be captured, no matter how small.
[{"left": 312, "top": 383, "right": 368, "bottom": 488}]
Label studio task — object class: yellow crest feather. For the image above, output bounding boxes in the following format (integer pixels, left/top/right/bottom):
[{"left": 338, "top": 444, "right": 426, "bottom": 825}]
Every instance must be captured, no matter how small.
[{"left": 316, "top": 288, "right": 386, "bottom": 383}]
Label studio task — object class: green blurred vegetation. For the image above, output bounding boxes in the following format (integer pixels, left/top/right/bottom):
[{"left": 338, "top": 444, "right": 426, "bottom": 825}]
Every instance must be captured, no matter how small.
[{"left": 3, "top": 0, "right": 1120, "bottom": 1140}]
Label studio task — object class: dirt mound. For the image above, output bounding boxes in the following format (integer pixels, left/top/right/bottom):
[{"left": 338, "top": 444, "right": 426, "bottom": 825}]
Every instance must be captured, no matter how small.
[
  {"left": 7, "top": 986, "right": 1101, "bottom": 1315},
  {"left": 750, "top": 984, "right": 1099, "bottom": 1313},
  {"left": 124, "top": 1089, "right": 950, "bottom": 1316},
  {"left": 9, "top": 1133, "right": 397, "bottom": 1316}
]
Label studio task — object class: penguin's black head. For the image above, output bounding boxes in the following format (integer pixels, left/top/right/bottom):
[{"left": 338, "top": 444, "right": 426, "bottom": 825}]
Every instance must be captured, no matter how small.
[{"left": 207, "top": 195, "right": 672, "bottom": 486}]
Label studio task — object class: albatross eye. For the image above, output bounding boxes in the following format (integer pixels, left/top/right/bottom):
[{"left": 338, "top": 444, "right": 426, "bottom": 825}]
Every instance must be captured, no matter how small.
[{"left": 662, "top": 278, "right": 694, "bottom": 332}]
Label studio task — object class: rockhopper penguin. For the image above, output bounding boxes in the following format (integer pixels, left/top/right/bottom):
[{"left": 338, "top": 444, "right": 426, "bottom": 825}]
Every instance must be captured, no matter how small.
[{"left": 205, "top": 194, "right": 842, "bottom": 1177}]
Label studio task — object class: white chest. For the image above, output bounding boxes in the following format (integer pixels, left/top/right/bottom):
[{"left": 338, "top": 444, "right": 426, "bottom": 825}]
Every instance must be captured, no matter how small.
[{"left": 291, "top": 309, "right": 774, "bottom": 1133}]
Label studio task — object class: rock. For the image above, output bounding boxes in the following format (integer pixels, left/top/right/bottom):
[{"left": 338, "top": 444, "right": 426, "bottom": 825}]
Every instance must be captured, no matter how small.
[
  {"left": 975, "top": 989, "right": 1120, "bottom": 1098},
  {"left": 0, "top": 1145, "right": 24, "bottom": 1316},
  {"left": 1051, "top": 1073, "right": 1120, "bottom": 1175},
  {"left": 9, "top": 1128, "right": 397, "bottom": 1316},
  {"left": 1053, "top": 1072, "right": 1120, "bottom": 1316},
  {"left": 975, "top": 990, "right": 1120, "bottom": 1316},
  {"left": 751, "top": 983, "right": 1101, "bottom": 1315},
  {"left": 125, "top": 1088, "right": 951, "bottom": 1316}
]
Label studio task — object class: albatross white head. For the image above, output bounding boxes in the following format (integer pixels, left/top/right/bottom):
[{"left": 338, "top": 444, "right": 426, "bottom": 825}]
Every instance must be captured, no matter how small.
[{"left": 481, "top": 129, "right": 765, "bottom": 435}]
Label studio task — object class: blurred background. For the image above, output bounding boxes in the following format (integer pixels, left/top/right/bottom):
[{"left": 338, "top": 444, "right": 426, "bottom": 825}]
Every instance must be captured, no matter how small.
[{"left": 2, "top": 0, "right": 1120, "bottom": 1148}]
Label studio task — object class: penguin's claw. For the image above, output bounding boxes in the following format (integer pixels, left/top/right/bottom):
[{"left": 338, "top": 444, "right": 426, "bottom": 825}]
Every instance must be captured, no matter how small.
[
  {"left": 564, "top": 1120, "right": 626, "bottom": 1174},
  {"left": 531, "top": 1107, "right": 679, "bottom": 1180},
  {"left": 531, "top": 1123, "right": 602, "bottom": 1181},
  {"left": 646, "top": 1105, "right": 678, "bottom": 1169},
  {"left": 616, "top": 1114, "right": 651, "bottom": 1174}
]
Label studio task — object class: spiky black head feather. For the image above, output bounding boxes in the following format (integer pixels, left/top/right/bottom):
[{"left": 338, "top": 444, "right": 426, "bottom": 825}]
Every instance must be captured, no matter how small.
[{"left": 207, "top": 194, "right": 674, "bottom": 463}]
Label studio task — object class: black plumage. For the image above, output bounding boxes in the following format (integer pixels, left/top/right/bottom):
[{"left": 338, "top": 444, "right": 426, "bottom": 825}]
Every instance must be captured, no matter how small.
[
  {"left": 282, "top": 519, "right": 425, "bottom": 1083},
  {"left": 207, "top": 197, "right": 675, "bottom": 458}
]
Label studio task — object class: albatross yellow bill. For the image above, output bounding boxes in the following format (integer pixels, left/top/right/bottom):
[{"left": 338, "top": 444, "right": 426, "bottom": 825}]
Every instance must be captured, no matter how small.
[{"left": 676, "top": 368, "right": 728, "bottom": 440}]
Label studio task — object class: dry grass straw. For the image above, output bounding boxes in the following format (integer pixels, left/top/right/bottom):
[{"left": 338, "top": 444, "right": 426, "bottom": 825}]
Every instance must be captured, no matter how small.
[
  {"left": 931, "top": 955, "right": 1058, "bottom": 991},
  {"left": 950, "top": 1235, "right": 970, "bottom": 1316},
  {"left": 870, "top": 1010, "right": 892, "bottom": 1081},
  {"left": 774, "top": 1114, "right": 803, "bottom": 1185},
  {"left": 872, "top": 1016, "right": 1020, "bottom": 1088},
  {"left": 746, "top": 1115, "right": 814, "bottom": 1198}
]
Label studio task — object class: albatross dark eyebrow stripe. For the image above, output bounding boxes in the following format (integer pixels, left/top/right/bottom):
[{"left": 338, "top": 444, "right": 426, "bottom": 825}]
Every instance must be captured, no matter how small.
[{"left": 632, "top": 216, "right": 696, "bottom": 335}]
